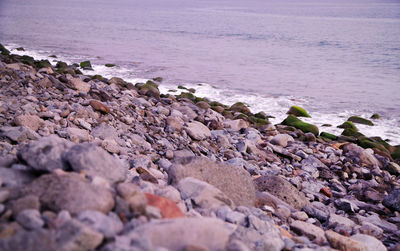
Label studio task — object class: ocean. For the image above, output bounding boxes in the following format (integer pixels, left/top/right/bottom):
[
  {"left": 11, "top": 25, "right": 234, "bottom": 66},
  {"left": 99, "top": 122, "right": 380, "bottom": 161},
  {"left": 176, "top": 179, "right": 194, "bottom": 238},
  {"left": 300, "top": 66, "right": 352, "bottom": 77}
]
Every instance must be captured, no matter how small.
[{"left": 1, "top": 0, "right": 399, "bottom": 144}]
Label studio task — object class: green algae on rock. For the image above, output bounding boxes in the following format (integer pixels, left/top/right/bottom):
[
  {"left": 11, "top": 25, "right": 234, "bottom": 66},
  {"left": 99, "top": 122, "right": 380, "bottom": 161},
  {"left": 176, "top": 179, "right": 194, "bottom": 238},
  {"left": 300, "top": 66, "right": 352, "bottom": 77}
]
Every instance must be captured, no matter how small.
[
  {"left": 320, "top": 132, "right": 337, "bottom": 140},
  {"left": 136, "top": 80, "right": 160, "bottom": 98},
  {"left": 105, "top": 63, "right": 116, "bottom": 67},
  {"left": 370, "top": 113, "right": 380, "bottom": 119},
  {"left": 348, "top": 116, "right": 374, "bottom": 126},
  {"left": 230, "top": 102, "right": 251, "bottom": 115},
  {"left": 341, "top": 128, "right": 364, "bottom": 139},
  {"left": 287, "top": 106, "right": 311, "bottom": 118},
  {"left": 281, "top": 115, "right": 319, "bottom": 136},
  {"left": 80, "top": 60, "right": 93, "bottom": 70},
  {"left": 338, "top": 121, "right": 358, "bottom": 131},
  {"left": 0, "top": 44, "right": 10, "bottom": 55}
]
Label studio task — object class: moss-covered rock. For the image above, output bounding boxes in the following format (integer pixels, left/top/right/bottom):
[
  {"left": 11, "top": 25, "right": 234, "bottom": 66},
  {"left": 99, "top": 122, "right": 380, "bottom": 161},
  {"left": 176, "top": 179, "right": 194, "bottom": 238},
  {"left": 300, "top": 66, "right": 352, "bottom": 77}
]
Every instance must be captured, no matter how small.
[
  {"left": 254, "top": 112, "right": 267, "bottom": 119},
  {"left": 320, "top": 132, "right": 337, "bottom": 140},
  {"left": 152, "top": 77, "right": 163, "bottom": 82},
  {"left": 20, "top": 55, "right": 35, "bottom": 66},
  {"left": 281, "top": 115, "right": 319, "bottom": 136},
  {"left": 348, "top": 116, "right": 374, "bottom": 126},
  {"left": 91, "top": 75, "right": 105, "bottom": 81},
  {"left": 80, "top": 60, "right": 93, "bottom": 70},
  {"left": 35, "top": 59, "right": 52, "bottom": 69},
  {"left": 222, "top": 110, "right": 234, "bottom": 119},
  {"left": 369, "top": 137, "right": 391, "bottom": 150},
  {"left": 188, "top": 88, "right": 196, "bottom": 93},
  {"left": 341, "top": 128, "right": 364, "bottom": 138},
  {"left": 392, "top": 146, "right": 400, "bottom": 160},
  {"left": 16, "top": 47, "right": 25, "bottom": 51},
  {"left": 337, "top": 121, "right": 358, "bottom": 130},
  {"left": 177, "top": 92, "right": 196, "bottom": 102},
  {"left": 248, "top": 116, "right": 269, "bottom": 126},
  {"left": 209, "top": 101, "right": 224, "bottom": 107},
  {"left": 287, "top": 106, "right": 311, "bottom": 117},
  {"left": 358, "top": 138, "right": 389, "bottom": 154},
  {"left": 56, "top": 61, "right": 68, "bottom": 69},
  {"left": 136, "top": 80, "right": 160, "bottom": 98},
  {"left": 370, "top": 113, "right": 380, "bottom": 119},
  {"left": 105, "top": 63, "right": 116, "bottom": 67},
  {"left": 0, "top": 44, "right": 10, "bottom": 55},
  {"left": 233, "top": 113, "right": 248, "bottom": 121},
  {"left": 211, "top": 105, "right": 225, "bottom": 114},
  {"left": 230, "top": 102, "right": 251, "bottom": 115},
  {"left": 177, "top": 85, "right": 187, "bottom": 90}
]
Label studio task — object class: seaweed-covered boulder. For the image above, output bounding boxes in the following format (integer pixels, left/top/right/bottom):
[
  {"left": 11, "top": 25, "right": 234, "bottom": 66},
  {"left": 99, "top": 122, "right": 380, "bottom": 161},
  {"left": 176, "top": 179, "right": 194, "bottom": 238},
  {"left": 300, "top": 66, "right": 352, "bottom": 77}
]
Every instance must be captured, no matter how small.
[
  {"left": 281, "top": 115, "right": 319, "bottom": 136},
  {"left": 391, "top": 145, "right": 400, "bottom": 160},
  {"left": 0, "top": 44, "right": 10, "bottom": 55},
  {"left": 35, "top": 59, "right": 51, "bottom": 69},
  {"left": 80, "top": 60, "right": 93, "bottom": 70},
  {"left": 348, "top": 116, "right": 374, "bottom": 126},
  {"left": 337, "top": 121, "right": 358, "bottom": 130},
  {"left": 287, "top": 106, "right": 311, "bottom": 117},
  {"left": 341, "top": 129, "right": 364, "bottom": 139},
  {"left": 320, "top": 132, "right": 337, "bottom": 140},
  {"left": 136, "top": 81, "right": 160, "bottom": 98},
  {"left": 370, "top": 113, "right": 380, "bottom": 119},
  {"left": 230, "top": 102, "right": 251, "bottom": 115}
]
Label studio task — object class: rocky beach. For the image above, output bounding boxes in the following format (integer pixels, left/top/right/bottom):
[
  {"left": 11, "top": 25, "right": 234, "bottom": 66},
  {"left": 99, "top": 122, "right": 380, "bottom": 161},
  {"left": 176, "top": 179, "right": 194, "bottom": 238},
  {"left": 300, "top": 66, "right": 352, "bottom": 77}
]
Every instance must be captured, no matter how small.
[{"left": 0, "top": 44, "right": 399, "bottom": 250}]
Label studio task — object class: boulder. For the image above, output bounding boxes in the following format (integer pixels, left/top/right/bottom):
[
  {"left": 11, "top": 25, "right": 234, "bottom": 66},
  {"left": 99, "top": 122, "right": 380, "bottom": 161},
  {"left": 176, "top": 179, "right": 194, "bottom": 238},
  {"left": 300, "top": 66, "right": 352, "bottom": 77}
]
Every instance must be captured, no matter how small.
[
  {"left": 338, "top": 121, "right": 358, "bottom": 130},
  {"left": 348, "top": 116, "right": 374, "bottom": 126},
  {"left": 17, "top": 135, "right": 74, "bottom": 172},
  {"left": 342, "top": 143, "right": 380, "bottom": 168},
  {"left": 281, "top": 115, "right": 319, "bottom": 136},
  {"left": 20, "top": 172, "right": 114, "bottom": 215},
  {"left": 382, "top": 189, "right": 400, "bottom": 212},
  {"left": 62, "top": 143, "right": 126, "bottom": 184},
  {"left": 270, "top": 134, "right": 294, "bottom": 147},
  {"left": 79, "top": 60, "right": 93, "bottom": 70},
  {"left": 168, "top": 157, "right": 256, "bottom": 206},
  {"left": 184, "top": 121, "right": 211, "bottom": 140},
  {"left": 287, "top": 106, "right": 311, "bottom": 117},
  {"left": 67, "top": 76, "right": 91, "bottom": 93},
  {"left": 254, "top": 175, "right": 309, "bottom": 210},
  {"left": 230, "top": 102, "right": 251, "bottom": 114}
]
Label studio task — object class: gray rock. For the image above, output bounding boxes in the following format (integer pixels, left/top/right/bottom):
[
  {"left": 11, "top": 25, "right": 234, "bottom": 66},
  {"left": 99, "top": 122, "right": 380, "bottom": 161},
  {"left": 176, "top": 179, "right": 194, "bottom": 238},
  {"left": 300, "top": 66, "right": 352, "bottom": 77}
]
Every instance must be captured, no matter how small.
[
  {"left": 185, "top": 121, "right": 211, "bottom": 140},
  {"left": 101, "top": 232, "right": 153, "bottom": 251},
  {"left": 290, "top": 220, "right": 326, "bottom": 243},
  {"left": 130, "top": 217, "right": 236, "bottom": 250},
  {"left": 168, "top": 157, "right": 256, "bottom": 207},
  {"left": 0, "top": 229, "right": 56, "bottom": 251},
  {"left": 177, "top": 177, "right": 234, "bottom": 209},
  {"left": 301, "top": 155, "right": 327, "bottom": 175},
  {"left": 102, "top": 138, "right": 120, "bottom": 154},
  {"left": 56, "top": 219, "right": 104, "bottom": 251},
  {"left": 17, "top": 135, "right": 74, "bottom": 172},
  {"left": 62, "top": 143, "right": 126, "bottom": 184},
  {"left": 226, "top": 158, "right": 258, "bottom": 175},
  {"left": 350, "top": 234, "right": 386, "bottom": 251},
  {"left": 225, "top": 211, "right": 246, "bottom": 225},
  {"left": 0, "top": 167, "right": 34, "bottom": 188},
  {"left": 20, "top": 172, "right": 114, "bottom": 215},
  {"left": 382, "top": 189, "right": 400, "bottom": 212},
  {"left": 16, "top": 209, "right": 44, "bottom": 230},
  {"left": 130, "top": 134, "right": 152, "bottom": 151},
  {"left": 328, "top": 213, "right": 356, "bottom": 228},
  {"left": 335, "top": 199, "right": 359, "bottom": 213},
  {"left": 343, "top": 143, "right": 380, "bottom": 168},
  {"left": 91, "top": 124, "right": 119, "bottom": 140},
  {"left": 254, "top": 175, "right": 309, "bottom": 210},
  {"left": 357, "top": 214, "right": 398, "bottom": 232},
  {"left": 0, "top": 126, "right": 38, "bottom": 143},
  {"left": 78, "top": 210, "right": 123, "bottom": 238},
  {"left": 65, "top": 127, "right": 90, "bottom": 142},
  {"left": 270, "top": 134, "right": 294, "bottom": 147},
  {"left": 223, "top": 119, "right": 249, "bottom": 131}
]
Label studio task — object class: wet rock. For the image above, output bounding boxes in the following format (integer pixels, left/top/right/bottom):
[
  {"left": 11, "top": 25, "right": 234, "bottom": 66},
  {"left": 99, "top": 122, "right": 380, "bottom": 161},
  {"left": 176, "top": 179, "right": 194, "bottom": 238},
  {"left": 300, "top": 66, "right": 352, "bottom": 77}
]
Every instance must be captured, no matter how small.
[
  {"left": 270, "top": 134, "right": 294, "bottom": 147},
  {"left": 185, "top": 121, "right": 211, "bottom": 140},
  {"left": 290, "top": 220, "right": 326, "bottom": 243},
  {"left": 254, "top": 175, "right": 309, "bottom": 210},
  {"left": 16, "top": 209, "right": 44, "bottom": 230},
  {"left": 168, "top": 157, "right": 256, "bottom": 206},
  {"left": 78, "top": 210, "right": 123, "bottom": 238},
  {"left": 20, "top": 172, "right": 114, "bottom": 215},
  {"left": 382, "top": 189, "right": 400, "bottom": 212},
  {"left": 0, "top": 126, "right": 38, "bottom": 143},
  {"left": 130, "top": 217, "right": 235, "bottom": 250},
  {"left": 350, "top": 234, "right": 386, "bottom": 251},
  {"left": 17, "top": 135, "right": 74, "bottom": 172},
  {"left": 145, "top": 193, "right": 184, "bottom": 219},
  {"left": 325, "top": 230, "right": 368, "bottom": 251},
  {"left": 177, "top": 177, "right": 234, "bottom": 209},
  {"left": 62, "top": 143, "right": 126, "bottom": 184},
  {"left": 14, "top": 114, "right": 44, "bottom": 132}
]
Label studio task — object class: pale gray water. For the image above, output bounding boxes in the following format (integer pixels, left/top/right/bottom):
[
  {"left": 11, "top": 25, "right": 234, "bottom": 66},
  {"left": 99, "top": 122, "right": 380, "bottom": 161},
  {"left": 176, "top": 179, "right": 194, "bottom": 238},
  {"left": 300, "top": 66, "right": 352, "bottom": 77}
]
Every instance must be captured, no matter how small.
[{"left": 1, "top": 0, "right": 400, "bottom": 142}]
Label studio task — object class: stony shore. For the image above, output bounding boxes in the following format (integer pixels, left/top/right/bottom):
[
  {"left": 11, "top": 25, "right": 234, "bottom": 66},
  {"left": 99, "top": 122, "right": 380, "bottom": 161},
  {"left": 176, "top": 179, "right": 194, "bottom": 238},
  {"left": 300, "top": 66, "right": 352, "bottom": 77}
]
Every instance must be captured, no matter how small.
[{"left": 0, "top": 45, "right": 399, "bottom": 251}]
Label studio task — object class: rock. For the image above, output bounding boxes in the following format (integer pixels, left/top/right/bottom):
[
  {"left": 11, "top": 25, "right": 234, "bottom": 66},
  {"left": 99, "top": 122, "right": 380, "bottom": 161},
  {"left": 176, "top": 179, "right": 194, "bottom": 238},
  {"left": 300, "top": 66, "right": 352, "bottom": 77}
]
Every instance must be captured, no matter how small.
[
  {"left": 168, "top": 157, "right": 256, "bottom": 207},
  {"left": 325, "top": 230, "right": 368, "bottom": 251},
  {"left": 185, "top": 121, "right": 211, "bottom": 140},
  {"left": 287, "top": 106, "right": 311, "bottom": 117},
  {"left": 338, "top": 121, "right": 358, "bottom": 130},
  {"left": 16, "top": 209, "right": 44, "bottom": 230},
  {"left": 382, "top": 189, "right": 400, "bottom": 212},
  {"left": 301, "top": 155, "right": 327, "bottom": 175},
  {"left": 80, "top": 60, "right": 93, "bottom": 70},
  {"left": 342, "top": 143, "right": 380, "bottom": 168},
  {"left": 20, "top": 172, "right": 114, "bottom": 215},
  {"left": 56, "top": 219, "right": 103, "bottom": 251},
  {"left": 90, "top": 100, "right": 110, "bottom": 114},
  {"left": 177, "top": 177, "right": 234, "bottom": 209},
  {"left": 130, "top": 217, "right": 235, "bottom": 250},
  {"left": 14, "top": 114, "right": 44, "bottom": 131},
  {"left": 328, "top": 214, "right": 356, "bottom": 228},
  {"left": 102, "top": 138, "right": 120, "bottom": 154},
  {"left": 230, "top": 102, "right": 251, "bottom": 114},
  {"left": 270, "top": 134, "right": 294, "bottom": 147},
  {"left": 320, "top": 187, "right": 333, "bottom": 198},
  {"left": 91, "top": 124, "right": 119, "bottom": 140},
  {"left": 348, "top": 116, "right": 374, "bottom": 126},
  {"left": 116, "top": 183, "right": 147, "bottom": 214},
  {"left": 281, "top": 115, "right": 319, "bottom": 136},
  {"left": 291, "top": 211, "right": 308, "bottom": 221},
  {"left": 335, "top": 199, "right": 359, "bottom": 213},
  {"left": 223, "top": 119, "right": 249, "bottom": 131},
  {"left": 320, "top": 132, "right": 338, "bottom": 140},
  {"left": 385, "top": 162, "right": 400, "bottom": 175},
  {"left": 166, "top": 116, "right": 183, "bottom": 132},
  {"left": 65, "top": 127, "right": 90, "bottom": 142},
  {"left": 0, "top": 229, "right": 56, "bottom": 251},
  {"left": 78, "top": 210, "right": 123, "bottom": 238},
  {"left": 254, "top": 175, "right": 309, "bottom": 210},
  {"left": 0, "top": 126, "right": 38, "bottom": 143},
  {"left": 145, "top": 193, "right": 184, "bottom": 219},
  {"left": 290, "top": 220, "right": 326, "bottom": 243},
  {"left": 0, "top": 167, "right": 34, "bottom": 188},
  {"left": 17, "top": 135, "right": 74, "bottom": 172},
  {"left": 0, "top": 190, "right": 10, "bottom": 203},
  {"left": 130, "top": 134, "right": 152, "bottom": 151},
  {"left": 350, "top": 234, "right": 386, "bottom": 251},
  {"left": 62, "top": 143, "right": 126, "bottom": 184},
  {"left": 67, "top": 76, "right": 91, "bottom": 93},
  {"left": 357, "top": 214, "right": 398, "bottom": 233},
  {"left": 302, "top": 205, "right": 329, "bottom": 222},
  {"left": 10, "top": 195, "right": 40, "bottom": 217},
  {"left": 358, "top": 222, "right": 384, "bottom": 239}
]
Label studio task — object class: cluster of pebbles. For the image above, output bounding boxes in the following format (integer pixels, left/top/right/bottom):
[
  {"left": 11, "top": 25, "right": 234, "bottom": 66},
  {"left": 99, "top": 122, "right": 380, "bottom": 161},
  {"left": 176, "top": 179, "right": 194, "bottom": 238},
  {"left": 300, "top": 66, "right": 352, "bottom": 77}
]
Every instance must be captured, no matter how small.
[{"left": 0, "top": 48, "right": 399, "bottom": 251}]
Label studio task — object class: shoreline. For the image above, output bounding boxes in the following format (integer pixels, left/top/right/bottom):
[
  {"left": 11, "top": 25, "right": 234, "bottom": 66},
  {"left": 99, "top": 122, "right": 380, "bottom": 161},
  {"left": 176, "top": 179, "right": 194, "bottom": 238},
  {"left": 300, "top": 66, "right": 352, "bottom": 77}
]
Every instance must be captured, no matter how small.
[{"left": 0, "top": 43, "right": 400, "bottom": 249}]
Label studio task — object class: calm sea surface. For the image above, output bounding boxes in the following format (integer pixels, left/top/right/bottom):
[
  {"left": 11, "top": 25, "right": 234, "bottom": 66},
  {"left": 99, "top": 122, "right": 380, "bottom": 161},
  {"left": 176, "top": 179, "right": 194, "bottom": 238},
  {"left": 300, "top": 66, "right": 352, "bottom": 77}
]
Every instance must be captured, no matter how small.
[{"left": 1, "top": 0, "right": 400, "bottom": 143}]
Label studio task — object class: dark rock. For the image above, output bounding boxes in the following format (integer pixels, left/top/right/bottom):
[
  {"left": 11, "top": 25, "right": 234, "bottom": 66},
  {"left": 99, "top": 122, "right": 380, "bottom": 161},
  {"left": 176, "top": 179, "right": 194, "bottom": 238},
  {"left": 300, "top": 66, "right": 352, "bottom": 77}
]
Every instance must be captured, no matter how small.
[
  {"left": 287, "top": 106, "right": 311, "bottom": 117},
  {"left": 382, "top": 189, "right": 400, "bottom": 212},
  {"left": 348, "top": 116, "right": 374, "bottom": 126}
]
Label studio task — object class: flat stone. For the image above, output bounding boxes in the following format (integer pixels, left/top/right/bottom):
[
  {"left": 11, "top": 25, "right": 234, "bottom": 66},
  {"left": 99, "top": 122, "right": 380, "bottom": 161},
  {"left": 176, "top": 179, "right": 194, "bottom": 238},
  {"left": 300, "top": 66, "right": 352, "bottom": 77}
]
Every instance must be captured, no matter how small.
[
  {"left": 177, "top": 177, "right": 234, "bottom": 209},
  {"left": 62, "top": 143, "right": 126, "bottom": 184},
  {"left": 185, "top": 121, "right": 211, "bottom": 140},
  {"left": 78, "top": 210, "right": 123, "bottom": 238},
  {"left": 17, "top": 135, "right": 74, "bottom": 172},
  {"left": 16, "top": 209, "right": 44, "bottom": 230},
  {"left": 130, "top": 217, "right": 235, "bottom": 250},
  {"left": 290, "top": 220, "right": 326, "bottom": 243},
  {"left": 14, "top": 114, "right": 44, "bottom": 131},
  {"left": 168, "top": 157, "right": 256, "bottom": 207},
  {"left": 328, "top": 213, "right": 356, "bottom": 228},
  {"left": 350, "top": 234, "right": 386, "bottom": 251},
  {"left": 254, "top": 175, "right": 309, "bottom": 210},
  {"left": 20, "top": 172, "right": 114, "bottom": 215},
  {"left": 0, "top": 126, "right": 38, "bottom": 143},
  {"left": 325, "top": 230, "right": 368, "bottom": 251}
]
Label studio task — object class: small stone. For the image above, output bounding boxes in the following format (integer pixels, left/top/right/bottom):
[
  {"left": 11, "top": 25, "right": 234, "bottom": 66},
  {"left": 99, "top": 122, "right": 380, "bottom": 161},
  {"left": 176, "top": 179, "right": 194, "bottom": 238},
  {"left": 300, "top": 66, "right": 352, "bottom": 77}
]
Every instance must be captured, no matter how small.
[
  {"left": 16, "top": 209, "right": 44, "bottom": 230},
  {"left": 290, "top": 220, "right": 326, "bottom": 243},
  {"left": 14, "top": 114, "right": 44, "bottom": 131},
  {"left": 90, "top": 100, "right": 110, "bottom": 113},
  {"left": 325, "top": 230, "right": 368, "bottom": 251},
  {"left": 291, "top": 211, "right": 309, "bottom": 221},
  {"left": 0, "top": 126, "right": 38, "bottom": 143},
  {"left": 382, "top": 189, "right": 400, "bottom": 212},
  {"left": 102, "top": 138, "right": 120, "bottom": 154},
  {"left": 10, "top": 195, "right": 40, "bottom": 217},
  {"left": 270, "top": 134, "right": 294, "bottom": 147},
  {"left": 165, "top": 150, "right": 174, "bottom": 159},
  {"left": 145, "top": 193, "right": 184, "bottom": 219},
  {"left": 67, "top": 77, "right": 91, "bottom": 93},
  {"left": 320, "top": 187, "right": 332, "bottom": 198},
  {"left": 78, "top": 210, "right": 123, "bottom": 238},
  {"left": 335, "top": 199, "right": 359, "bottom": 213}
]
